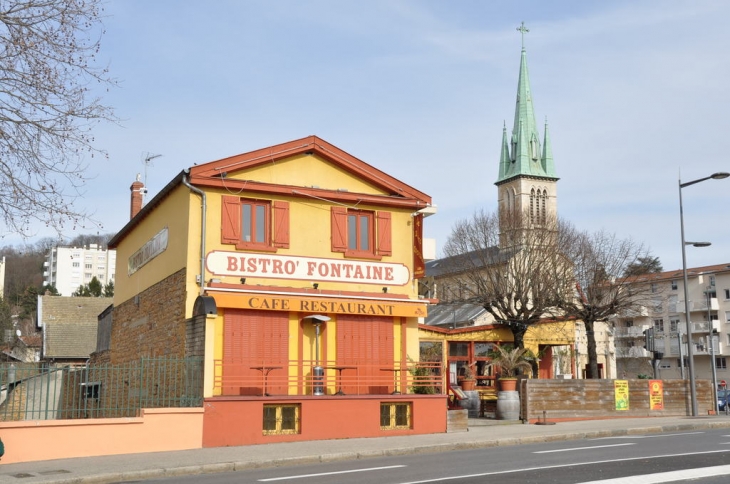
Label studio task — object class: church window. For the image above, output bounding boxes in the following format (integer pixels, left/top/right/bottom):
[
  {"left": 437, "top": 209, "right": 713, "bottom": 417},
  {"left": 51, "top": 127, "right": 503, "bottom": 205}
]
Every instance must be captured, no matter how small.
[
  {"left": 540, "top": 190, "right": 547, "bottom": 224},
  {"left": 529, "top": 189, "right": 535, "bottom": 224}
]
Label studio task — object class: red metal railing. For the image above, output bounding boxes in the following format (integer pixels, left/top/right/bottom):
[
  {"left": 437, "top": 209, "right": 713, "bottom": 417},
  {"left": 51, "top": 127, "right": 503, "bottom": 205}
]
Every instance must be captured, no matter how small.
[{"left": 213, "top": 360, "right": 443, "bottom": 397}]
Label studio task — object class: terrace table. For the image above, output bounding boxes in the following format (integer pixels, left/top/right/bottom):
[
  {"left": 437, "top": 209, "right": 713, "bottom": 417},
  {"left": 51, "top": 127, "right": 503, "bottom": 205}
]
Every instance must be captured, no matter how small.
[
  {"left": 250, "top": 366, "right": 282, "bottom": 396},
  {"left": 325, "top": 366, "right": 356, "bottom": 395}
]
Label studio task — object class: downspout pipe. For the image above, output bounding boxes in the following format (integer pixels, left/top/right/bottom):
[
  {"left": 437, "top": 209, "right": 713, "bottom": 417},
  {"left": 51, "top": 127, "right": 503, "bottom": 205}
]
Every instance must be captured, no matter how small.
[{"left": 182, "top": 170, "right": 207, "bottom": 296}]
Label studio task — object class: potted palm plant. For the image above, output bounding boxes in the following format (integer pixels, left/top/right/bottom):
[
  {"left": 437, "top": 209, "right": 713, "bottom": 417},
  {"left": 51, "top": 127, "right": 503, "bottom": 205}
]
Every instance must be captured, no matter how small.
[
  {"left": 491, "top": 345, "right": 533, "bottom": 391},
  {"left": 457, "top": 362, "right": 476, "bottom": 391},
  {"left": 490, "top": 345, "right": 533, "bottom": 420}
]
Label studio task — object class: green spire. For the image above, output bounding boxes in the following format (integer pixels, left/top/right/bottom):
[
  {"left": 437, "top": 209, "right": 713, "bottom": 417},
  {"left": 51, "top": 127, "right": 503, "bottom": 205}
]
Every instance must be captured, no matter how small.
[
  {"left": 496, "top": 25, "right": 558, "bottom": 184},
  {"left": 541, "top": 117, "right": 556, "bottom": 177},
  {"left": 499, "top": 121, "right": 510, "bottom": 180}
]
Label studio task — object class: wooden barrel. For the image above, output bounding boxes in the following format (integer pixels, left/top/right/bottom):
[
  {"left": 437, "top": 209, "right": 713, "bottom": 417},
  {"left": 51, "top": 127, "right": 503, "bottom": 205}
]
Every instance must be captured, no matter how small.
[{"left": 496, "top": 391, "right": 520, "bottom": 420}]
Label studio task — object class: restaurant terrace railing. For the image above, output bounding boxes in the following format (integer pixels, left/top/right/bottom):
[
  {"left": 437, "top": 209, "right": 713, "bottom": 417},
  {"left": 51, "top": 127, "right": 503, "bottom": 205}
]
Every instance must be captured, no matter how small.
[
  {"left": 0, "top": 357, "right": 203, "bottom": 421},
  {"left": 213, "top": 359, "right": 445, "bottom": 397}
]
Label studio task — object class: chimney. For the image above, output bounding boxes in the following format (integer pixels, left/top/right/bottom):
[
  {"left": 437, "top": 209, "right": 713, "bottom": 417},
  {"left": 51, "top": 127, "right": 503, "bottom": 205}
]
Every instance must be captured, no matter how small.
[{"left": 130, "top": 174, "right": 144, "bottom": 219}]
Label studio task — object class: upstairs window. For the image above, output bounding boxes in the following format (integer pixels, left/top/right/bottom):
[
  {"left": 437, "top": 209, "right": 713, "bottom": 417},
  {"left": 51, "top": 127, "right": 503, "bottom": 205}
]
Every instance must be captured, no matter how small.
[
  {"left": 221, "top": 196, "right": 289, "bottom": 251},
  {"left": 331, "top": 207, "right": 391, "bottom": 259},
  {"left": 348, "top": 210, "right": 372, "bottom": 252}
]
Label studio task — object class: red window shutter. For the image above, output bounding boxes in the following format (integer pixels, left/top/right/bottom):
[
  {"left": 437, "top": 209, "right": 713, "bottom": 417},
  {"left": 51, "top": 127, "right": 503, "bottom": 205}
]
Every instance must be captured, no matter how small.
[
  {"left": 272, "top": 201, "right": 290, "bottom": 248},
  {"left": 336, "top": 315, "right": 394, "bottom": 395},
  {"left": 376, "top": 211, "right": 392, "bottom": 256},
  {"left": 223, "top": 309, "right": 289, "bottom": 396},
  {"left": 221, "top": 196, "right": 241, "bottom": 244},
  {"left": 331, "top": 206, "right": 347, "bottom": 252}
]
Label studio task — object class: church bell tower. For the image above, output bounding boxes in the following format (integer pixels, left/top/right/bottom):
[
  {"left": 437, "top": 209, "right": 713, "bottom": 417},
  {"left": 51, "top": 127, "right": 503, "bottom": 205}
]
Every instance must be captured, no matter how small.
[{"left": 496, "top": 23, "right": 559, "bottom": 229}]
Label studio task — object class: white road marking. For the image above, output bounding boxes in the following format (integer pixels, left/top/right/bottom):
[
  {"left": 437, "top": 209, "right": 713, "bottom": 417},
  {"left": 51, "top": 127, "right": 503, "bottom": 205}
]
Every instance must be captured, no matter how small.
[
  {"left": 576, "top": 464, "right": 730, "bottom": 483},
  {"left": 534, "top": 443, "right": 635, "bottom": 453},
  {"left": 396, "top": 449, "right": 730, "bottom": 484},
  {"left": 258, "top": 465, "right": 406, "bottom": 481},
  {"left": 592, "top": 432, "right": 705, "bottom": 440}
]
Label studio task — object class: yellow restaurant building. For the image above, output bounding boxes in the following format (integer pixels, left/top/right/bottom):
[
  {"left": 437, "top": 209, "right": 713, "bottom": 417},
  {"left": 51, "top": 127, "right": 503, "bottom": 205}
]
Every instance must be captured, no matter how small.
[{"left": 107, "top": 136, "right": 445, "bottom": 446}]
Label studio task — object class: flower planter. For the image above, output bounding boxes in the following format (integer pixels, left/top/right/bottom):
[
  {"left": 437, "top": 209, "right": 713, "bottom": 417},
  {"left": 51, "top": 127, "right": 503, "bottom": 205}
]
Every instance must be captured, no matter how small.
[
  {"left": 498, "top": 378, "right": 518, "bottom": 392},
  {"left": 458, "top": 379, "right": 476, "bottom": 391}
]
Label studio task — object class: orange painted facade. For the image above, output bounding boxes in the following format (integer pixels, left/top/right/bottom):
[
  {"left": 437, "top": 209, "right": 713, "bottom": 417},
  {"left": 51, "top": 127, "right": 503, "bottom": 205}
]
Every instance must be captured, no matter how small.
[{"left": 203, "top": 395, "right": 445, "bottom": 446}]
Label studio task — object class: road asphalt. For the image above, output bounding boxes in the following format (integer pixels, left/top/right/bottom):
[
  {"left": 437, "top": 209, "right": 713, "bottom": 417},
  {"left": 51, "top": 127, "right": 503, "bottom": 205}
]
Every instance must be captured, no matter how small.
[{"left": 3, "top": 415, "right": 730, "bottom": 484}]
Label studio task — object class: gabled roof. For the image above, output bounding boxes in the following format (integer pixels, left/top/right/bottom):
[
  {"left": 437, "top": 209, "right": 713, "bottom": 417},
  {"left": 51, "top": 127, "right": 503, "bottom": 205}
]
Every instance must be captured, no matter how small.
[
  {"left": 189, "top": 136, "right": 431, "bottom": 203},
  {"left": 110, "top": 136, "right": 432, "bottom": 248},
  {"left": 38, "top": 296, "right": 112, "bottom": 359}
]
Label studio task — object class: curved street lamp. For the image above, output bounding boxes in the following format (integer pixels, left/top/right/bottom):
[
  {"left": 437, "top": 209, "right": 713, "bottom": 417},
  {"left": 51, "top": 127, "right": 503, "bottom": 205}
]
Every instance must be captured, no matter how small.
[{"left": 679, "top": 172, "right": 729, "bottom": 417}]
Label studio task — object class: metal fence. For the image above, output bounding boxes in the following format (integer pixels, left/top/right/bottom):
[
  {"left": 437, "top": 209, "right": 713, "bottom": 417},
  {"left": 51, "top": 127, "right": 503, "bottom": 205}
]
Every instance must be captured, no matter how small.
[
  {"left": 213, "top": 359, "right": 444, "bottom": 397},
  {"left": 0, "top": 357, "right": 203, "bottom": 421}
]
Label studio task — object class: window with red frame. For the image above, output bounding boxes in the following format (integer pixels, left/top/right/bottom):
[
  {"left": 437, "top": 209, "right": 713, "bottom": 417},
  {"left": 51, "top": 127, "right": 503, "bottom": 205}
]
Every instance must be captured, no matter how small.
[
  {"left": 331, "top": 207, "right": 391, "bottom": 258},
  {"left": 221, "top": 196, "right": 289, "bottom": 251}
]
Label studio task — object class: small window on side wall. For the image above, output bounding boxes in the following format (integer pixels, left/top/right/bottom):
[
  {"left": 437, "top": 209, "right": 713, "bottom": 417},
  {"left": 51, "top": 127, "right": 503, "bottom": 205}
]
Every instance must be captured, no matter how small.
[{"left": 221, "top": 196, "right": 289, "bottom": 251}]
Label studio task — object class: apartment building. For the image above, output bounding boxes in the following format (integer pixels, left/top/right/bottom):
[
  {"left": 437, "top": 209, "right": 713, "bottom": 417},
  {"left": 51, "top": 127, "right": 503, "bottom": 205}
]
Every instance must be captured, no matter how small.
[
  {"left": 613, "top": 263, "right": 730, "bottom": 381},
  {"left": 43, "top": 244, "right": 116, "bottom": 296}
]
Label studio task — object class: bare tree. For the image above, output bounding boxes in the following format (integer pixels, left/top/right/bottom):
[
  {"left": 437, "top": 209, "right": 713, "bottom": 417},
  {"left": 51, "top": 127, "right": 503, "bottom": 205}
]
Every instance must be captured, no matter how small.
[
  {"left": 442, "top": 209, "right": 573, "bottom": 349},
  {"left": 0, "top": 0, "right": 115, "bottom": 237},
  {"left": 559, "top": 229, "right": 655, "bottom": 378}
]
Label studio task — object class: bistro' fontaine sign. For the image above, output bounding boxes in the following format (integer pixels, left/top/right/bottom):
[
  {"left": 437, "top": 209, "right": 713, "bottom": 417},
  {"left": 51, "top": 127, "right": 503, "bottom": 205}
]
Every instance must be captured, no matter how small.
[{"left": 205, "top": 250, "right": 410, "bottom": 285}]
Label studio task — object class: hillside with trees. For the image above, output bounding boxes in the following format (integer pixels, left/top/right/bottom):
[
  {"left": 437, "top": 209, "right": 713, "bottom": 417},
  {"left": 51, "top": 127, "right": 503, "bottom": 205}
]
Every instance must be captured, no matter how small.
[{"left": 0, "top": 233, "right": 116, "bottom": 343}]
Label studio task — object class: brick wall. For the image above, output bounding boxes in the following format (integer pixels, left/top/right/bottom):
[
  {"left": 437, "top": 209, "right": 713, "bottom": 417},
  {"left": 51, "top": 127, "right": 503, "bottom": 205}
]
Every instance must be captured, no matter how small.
[
  {"left": 185, "top": 316, "right": 206, "bottom": 358},
  {"left": 110, "top": 268, "right": 188, "bottom": 364}
]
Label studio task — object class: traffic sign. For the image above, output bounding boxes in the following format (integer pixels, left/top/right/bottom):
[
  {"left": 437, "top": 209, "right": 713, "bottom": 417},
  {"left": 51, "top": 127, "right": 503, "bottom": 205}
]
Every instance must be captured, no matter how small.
[{"left": 721, "top": 380, "right": 727, "bottom": 387}]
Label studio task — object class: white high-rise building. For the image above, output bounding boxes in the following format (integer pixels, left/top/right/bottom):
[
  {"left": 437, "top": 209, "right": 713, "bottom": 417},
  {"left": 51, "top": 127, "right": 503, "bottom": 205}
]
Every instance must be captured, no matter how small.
[{"left": 43, "top": 244, "right": 116, "bottom": 296}]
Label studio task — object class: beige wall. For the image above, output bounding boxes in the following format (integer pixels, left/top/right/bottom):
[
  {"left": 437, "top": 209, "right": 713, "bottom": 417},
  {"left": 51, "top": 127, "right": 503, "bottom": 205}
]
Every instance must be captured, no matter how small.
[
  {"left": 113, "top": 185, "right": 192, "bottom": 306},
  {"left": 0, "top": 408, "right": 203, "bottom": 464}
]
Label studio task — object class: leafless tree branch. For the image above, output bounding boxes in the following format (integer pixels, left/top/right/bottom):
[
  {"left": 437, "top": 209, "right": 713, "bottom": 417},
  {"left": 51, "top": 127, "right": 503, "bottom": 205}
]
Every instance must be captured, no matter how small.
[{"left": 0, "top": 0, "right": 115, "bottom": 237}]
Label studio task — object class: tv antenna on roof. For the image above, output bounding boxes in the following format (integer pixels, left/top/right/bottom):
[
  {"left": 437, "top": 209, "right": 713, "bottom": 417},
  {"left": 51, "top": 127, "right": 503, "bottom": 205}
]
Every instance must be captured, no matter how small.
[{"left": 142, "top": 153, "right": 162, "bottom": 204}]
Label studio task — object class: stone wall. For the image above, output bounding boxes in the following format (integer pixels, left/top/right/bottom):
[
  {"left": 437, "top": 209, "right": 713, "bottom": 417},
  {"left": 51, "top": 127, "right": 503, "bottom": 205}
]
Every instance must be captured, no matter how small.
[{"left": 110, "top": 268, "right": 188, "bottom": 364}]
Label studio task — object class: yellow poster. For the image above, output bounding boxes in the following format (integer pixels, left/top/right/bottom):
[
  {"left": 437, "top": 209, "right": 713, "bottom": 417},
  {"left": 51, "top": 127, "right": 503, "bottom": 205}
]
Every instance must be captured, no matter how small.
[
  {"left": 649, "top": 380, "right": 664, "bottom": 410},
  {"left": 614, "top": 380, "right": 629, "bottom": 410}
]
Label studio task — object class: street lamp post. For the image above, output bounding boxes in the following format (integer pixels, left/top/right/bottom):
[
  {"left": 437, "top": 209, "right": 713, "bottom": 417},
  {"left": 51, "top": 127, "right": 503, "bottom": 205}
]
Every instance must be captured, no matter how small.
[
  {"left": 708, "top": 287, "right": 719, "bottom": 414},
  {"left": 679, "top": 171, "right": 729, "bottom": 417}
]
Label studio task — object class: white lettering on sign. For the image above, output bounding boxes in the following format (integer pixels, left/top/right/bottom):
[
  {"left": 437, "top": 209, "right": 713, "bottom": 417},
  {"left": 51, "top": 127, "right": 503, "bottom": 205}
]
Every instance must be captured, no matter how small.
[
  {"left": 128, "top": 227, "right": 169, "bottom": 275},
  {"left": 205, "top": 250, "right": 410, "bottom": 285}
]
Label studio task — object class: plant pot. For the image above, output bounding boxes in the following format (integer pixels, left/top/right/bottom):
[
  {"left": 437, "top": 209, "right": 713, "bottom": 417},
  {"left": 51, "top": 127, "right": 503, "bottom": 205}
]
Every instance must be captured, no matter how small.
[
  {"left": 499, "top": 378, "right": 518, "bottom": 392},
  {"left": 459, "top": 379, "right": 476, "bottom": 391}
]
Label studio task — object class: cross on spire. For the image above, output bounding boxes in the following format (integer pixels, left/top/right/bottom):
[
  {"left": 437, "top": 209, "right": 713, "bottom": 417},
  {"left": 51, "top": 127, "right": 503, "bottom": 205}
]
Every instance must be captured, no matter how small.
[{"left": 517, "top": 21, "right": 529, "bottom": 49}]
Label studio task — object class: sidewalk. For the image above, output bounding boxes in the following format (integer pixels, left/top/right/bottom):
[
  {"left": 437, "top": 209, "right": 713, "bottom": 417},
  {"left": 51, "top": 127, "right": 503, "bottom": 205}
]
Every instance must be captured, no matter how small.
[{"left": 3, "top": 415, "right": 730, "bottom": 484}]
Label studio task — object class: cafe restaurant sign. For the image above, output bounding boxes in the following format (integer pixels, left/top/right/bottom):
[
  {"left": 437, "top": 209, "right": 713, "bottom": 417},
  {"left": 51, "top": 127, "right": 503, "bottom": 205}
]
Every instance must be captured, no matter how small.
[{"left": 206, "top": 250, "right": 410, "bottom": 285}]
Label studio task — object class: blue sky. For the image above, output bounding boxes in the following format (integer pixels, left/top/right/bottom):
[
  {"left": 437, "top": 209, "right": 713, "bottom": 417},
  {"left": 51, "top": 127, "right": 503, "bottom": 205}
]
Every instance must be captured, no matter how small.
[{"left": 15, "top": 0, "right": 730, "bottom": 272}]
